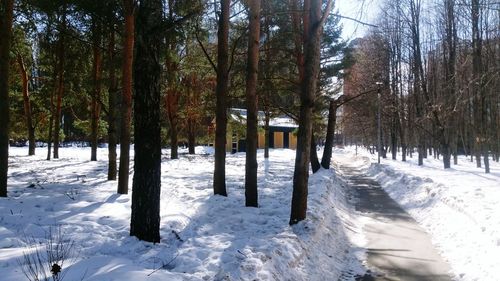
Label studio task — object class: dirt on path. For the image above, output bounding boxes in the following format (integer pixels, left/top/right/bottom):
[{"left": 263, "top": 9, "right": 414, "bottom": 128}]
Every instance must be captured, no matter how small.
[{"left": 337, "top": 162, "right": 454, "bottom": 281}]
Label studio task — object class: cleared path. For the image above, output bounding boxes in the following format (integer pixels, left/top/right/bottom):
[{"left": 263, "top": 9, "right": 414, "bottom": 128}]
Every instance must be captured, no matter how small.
[{"left": 338, "top": 164, "right": 454, "bottom": 281}]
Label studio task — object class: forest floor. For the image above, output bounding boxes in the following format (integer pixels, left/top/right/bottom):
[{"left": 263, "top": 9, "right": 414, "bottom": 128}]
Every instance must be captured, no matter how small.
[
  {"left": 333, "top": 147, "right": 500, "bottom": 281},
  {"left": 0, "top": 146, "right": 366, "bottom": 281},
  {"left": 1, "top": 146, "right": 498, "bottom": 281}
]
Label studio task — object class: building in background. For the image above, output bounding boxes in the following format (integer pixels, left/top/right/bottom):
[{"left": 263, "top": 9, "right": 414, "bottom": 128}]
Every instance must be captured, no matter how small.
[{"left": 218, "top": 108, "right": 298, "bottom": 153}]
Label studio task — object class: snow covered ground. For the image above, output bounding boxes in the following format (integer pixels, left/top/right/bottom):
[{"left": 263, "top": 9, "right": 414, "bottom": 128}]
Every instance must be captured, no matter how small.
[
  {"left": 0, "top": 146, "right": 365, "bottom": 281},
  {"left": 334, "top": 147, "right": 500, "bottom": 281}
]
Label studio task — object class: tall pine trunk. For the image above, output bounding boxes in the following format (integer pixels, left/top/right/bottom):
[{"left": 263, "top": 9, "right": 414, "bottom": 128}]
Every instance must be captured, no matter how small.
[
  {"left": 165, "top": 1, "right": 180, "bottom": 160},
  {"left": 213, "top": 0, "right": 230, "bottom": 197},
  {"left": 290, "top": 0, "right": 331, "bottom": 225},
  {"left": 244, "top": 0, "right": 261, "bottom": 207},
  {"left": 90, "top": 20, "right": 103, "bottom": 161},
  {"left": 108, "top": 24, "right": 118, "bottom": 180},
  {"left": 169, "top": 118, "right": 178, "bottom": 159},
  {"left": 53, "top": 12, "right": 66, "bottom": 159},
  {"left": 17, "top": 54, "right": 35, "bottom": 155},
  {"left": 165, "top": 89, "right": 179, "bottom": 159},
  {"left": 117, "top": 0, "right": 135, "bottom": 194},
  {"left": 320, "top": 100, "right": 337, "bottom": 169},
  {"left": 187, "top": 118, "right": 196, "bottom": 154},
  {"left": 264, "top": 110, "right": 270, "bottom": 159},
  {"left": 129, "top": 0, "right": 163, "bottom": 243},
  {"left": 0, "top": 0, "right": 14, "bottom": 197},
  {"left": 47, "top": 86, "right": 55, "bottom": 161},
  {"left": 310, "top": 134, "right": 320, "bottom": 173}
]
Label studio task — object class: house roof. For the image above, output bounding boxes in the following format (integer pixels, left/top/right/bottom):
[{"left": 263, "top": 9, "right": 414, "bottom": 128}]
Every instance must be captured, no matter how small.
[{"left": 230, "top": 108, "right": 298, "bottom": 128}]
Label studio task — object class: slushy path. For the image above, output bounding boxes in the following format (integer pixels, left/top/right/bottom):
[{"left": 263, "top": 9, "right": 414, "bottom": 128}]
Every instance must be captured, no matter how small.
[{"left": 338, "top": 163, "right": 454, "bottom": 281}]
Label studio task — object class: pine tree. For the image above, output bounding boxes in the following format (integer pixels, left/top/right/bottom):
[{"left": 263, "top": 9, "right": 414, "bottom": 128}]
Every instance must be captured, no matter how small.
[
  {"left": 244, "top": 0, "right": 261, "bottom": 207},
  {"left": 0, "top": 0, "right": 15, "bottom": 197},
  {"left": 129, "top": 0, "right": 163, "bottom": 243}
]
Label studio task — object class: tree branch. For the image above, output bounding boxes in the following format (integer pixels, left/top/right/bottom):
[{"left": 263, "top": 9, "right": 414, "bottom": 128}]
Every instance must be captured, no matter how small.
[{"left": 194, "top": 30, "right": 217, "bottom": 73}]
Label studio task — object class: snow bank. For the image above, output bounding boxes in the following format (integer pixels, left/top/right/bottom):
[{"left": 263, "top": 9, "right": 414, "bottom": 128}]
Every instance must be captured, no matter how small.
[
  {"left": 339, "top": 147, "right": 500, "bottom": 281},
  {"left": 1, "top": 147, "right": 363, "bottom": 280}
]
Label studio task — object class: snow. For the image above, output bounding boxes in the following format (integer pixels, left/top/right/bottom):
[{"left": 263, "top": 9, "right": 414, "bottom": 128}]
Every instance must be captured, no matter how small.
[
  {"left": 334, "top": 147, "right": 500, "bottom": 281},
  {"left": 229, "top": 108, "right": 298, "bottom": 128},
  {"left": 1, "top": 146, "right": 364, "bottom": 280}
]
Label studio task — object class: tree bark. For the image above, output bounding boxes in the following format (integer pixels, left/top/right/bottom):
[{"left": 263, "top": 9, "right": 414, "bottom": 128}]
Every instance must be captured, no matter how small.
[
  {"left": 213, "top": 0, "right": 230, "bottom": 197},
  {"left": 310, "top": 134, "right": 320, "bottom": 173},
  {"left": 91, "top": 20, "right": 103, "bottom": 162},
  {"left": 117, "top": 0, "right": 135, "bottom": 194},
  {"left": 409, "top": 0, "right": 424, "bottom": 166},
  {"left": 129, "top": 0, "right": 163, "bottom": 243},
  {"left": 442, "top": 141, "right": 451, "bottom": 169},
  {"left": 47, "top": 86, "right": 55, "bottom": 161},
  {"left": 165, "top": 1, "right": 180, "bottom": 160},
  {"left": 264, "top": 110, "right": 270, "bottom": 158},
  {"left": 471, "top": 0, "right": 489, "bottom": 173},
  {"left": 17, "top": 54, "right": 35, "bottom": 156},
  {"left": 187, "top": 118, "right": 196, "bottom": 154},
  {"left": 290, "top": 0, "right": 331, "bottom": 225},
  {"left": 108, "top": 23, "right": 118, "bottom": 180},
  {"left": 321, "top": 99, "right": 337, "bottom": 169},
  {"left": 165, "top": 88, "right": 179, "bottom": 159},
  {"left": 53, "top": 11, "right": 66, "bottom": 159},
  {"left": 169, "top": 117, "right": 178, "bottom": 159},
  {"left": 244, "top": 0, "right": 261, "bottom": 207},
  {"left": 0, "top": 0, "right": 14, "bottom": 197},
  {"left": 390, "top": 119, "right": 397, "bottom": 160}
]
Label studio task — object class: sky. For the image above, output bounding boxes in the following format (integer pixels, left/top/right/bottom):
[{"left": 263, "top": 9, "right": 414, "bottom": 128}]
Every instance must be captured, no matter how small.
[{"left": 335, "top": 0, "right": 379, "bottom": 41}]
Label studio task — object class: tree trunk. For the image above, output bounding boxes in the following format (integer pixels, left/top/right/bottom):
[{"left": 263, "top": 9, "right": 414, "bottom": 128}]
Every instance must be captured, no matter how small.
[
  {"left": 117, "top": 0, "right": 135, "bottom": 194},
  {"left": 310, "top": 134, "right": 320, "bottom": 173},
  {"left": 213, "top": 0, "right": 230, "bottom": 197},
  {"left": 290, "top": 0, "right": 331, "bottom": 225},
  {"left": 187, "top": 118, "right": 195, "bottom": 154},
  {"left": 165, "top": 92, "right": 179, "bottom": 159},
  {"left": 442, "top": 141, "right": 451, "bottom": 169},
  {"left": 321, "top": 100, "right": 337, "bottom": 169},
  {"left": 53, "top": 12, "right": 66, "bottom": 159},
  {"left": 47, "top": 119, "right": 53, "bottom": 160},
  {"left": 453, "top": 134, "right": 458, "bottom": 165},
  {"left": 17, "top": 54, "right": 35, "bottom": 156},
  {"left": 391, "top": 121, "right": 397, "bottom": 160},
  {"left": 47, "top": 87, "right": 55, "bottom": 161},
  {"left": 91, "top": 20, "right": 103, "bottom": 162},
  {"left": 264, "top": 110, "right": 270, "bottom": 158},
  {"left": 169, "top": 120, "right": 178, "bottom": 159},
  {"left": 108, "top": 24, "right": 118, "bottom": 180},
  {"left": 130, "top": 0, "right": 163, "bottom": 243},
  {"left": 401, "top": 144, "right": 407, "bottom": 161},
  {"left": 381, "top": 129, "right": 387, "bottom": 159},
  {"left": 0, "top": 0, "right": 14, "bottom": 197},
  {"left": 244, "top": 0, "right": 261, "bottom": 207},
  {"left": 418, "top": 142, "right": 424, "bottom": 165},
  {"left": 164, "top": 2, "right": 181, "bottom": 160},
  {"left": 472, "top": 0, "right": 483, "bottom": 170}
]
